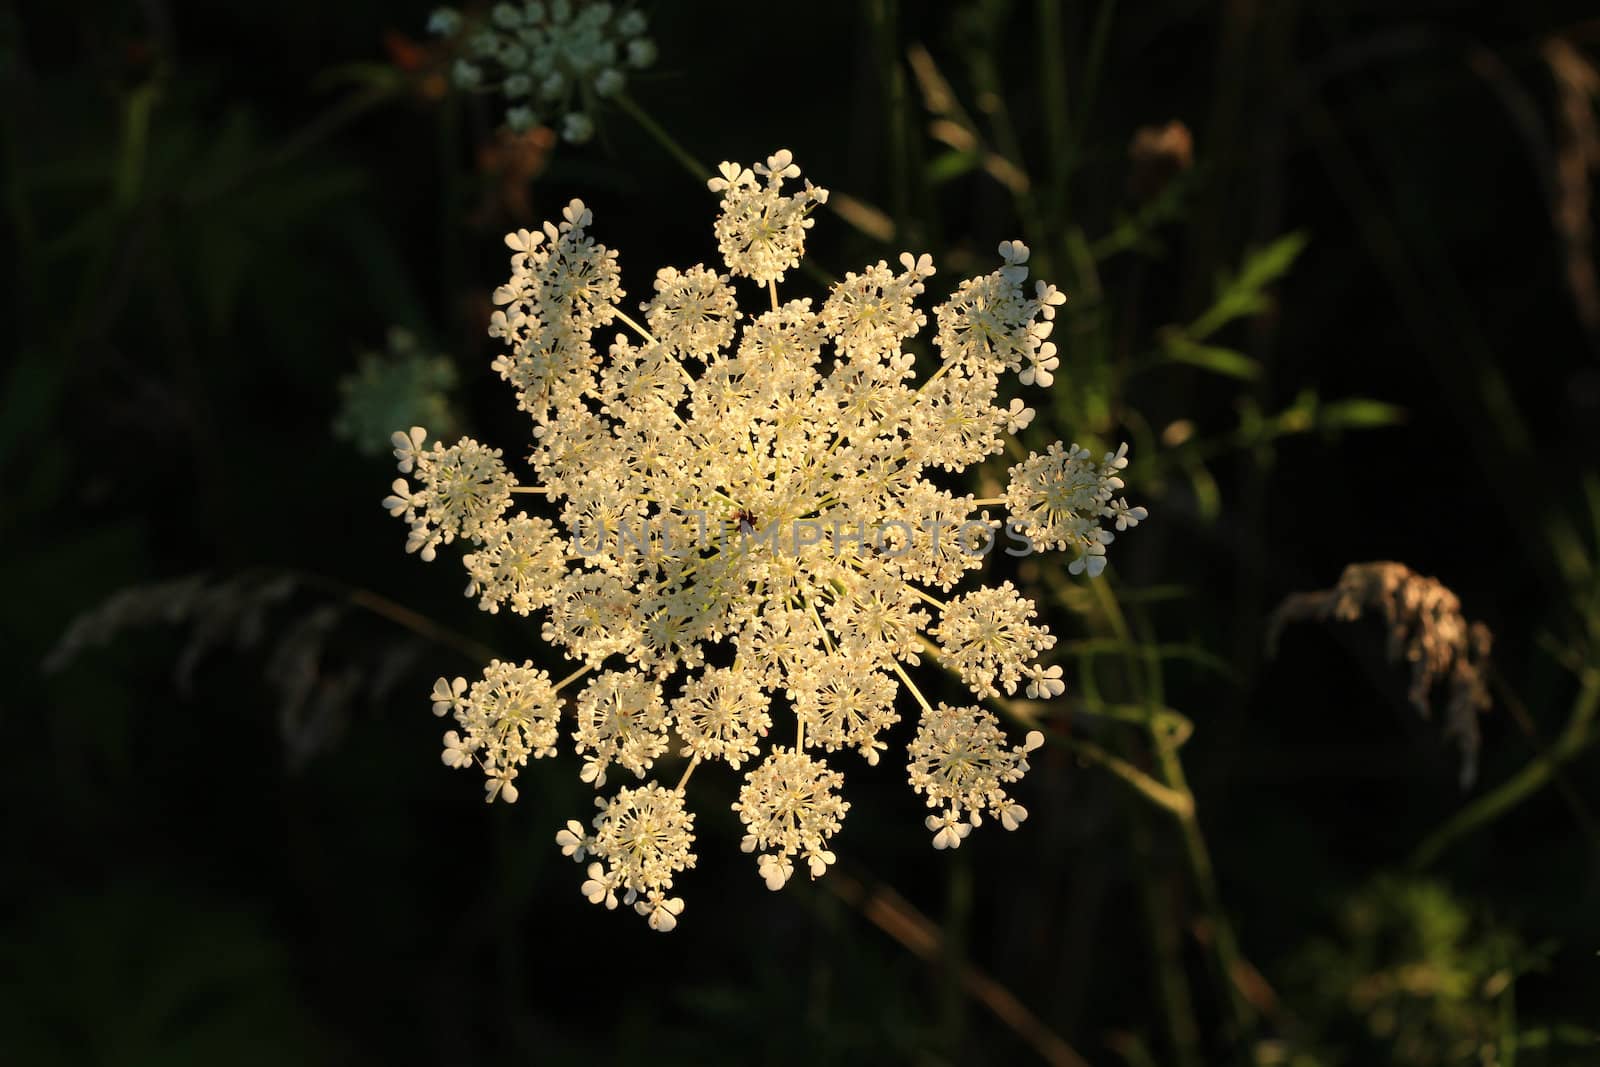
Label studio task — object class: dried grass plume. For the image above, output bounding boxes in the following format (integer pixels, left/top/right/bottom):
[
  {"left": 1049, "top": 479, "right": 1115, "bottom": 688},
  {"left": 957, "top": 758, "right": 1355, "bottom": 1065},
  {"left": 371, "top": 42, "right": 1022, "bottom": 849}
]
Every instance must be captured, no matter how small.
[{"left": 1267, "top": 562, "right": 1493, "bottom": 787}]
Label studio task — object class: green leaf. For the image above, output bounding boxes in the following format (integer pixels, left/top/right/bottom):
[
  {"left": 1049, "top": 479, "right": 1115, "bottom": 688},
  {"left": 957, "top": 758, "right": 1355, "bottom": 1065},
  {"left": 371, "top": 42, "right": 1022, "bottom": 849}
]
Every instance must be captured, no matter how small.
[
  {"left": 1189, "top": 230, "right": 1309, "bottom": 339},
  {"left": 925, "top": 148, "right": 979, "bottom": 184},
  {"left": 1056, "top": 639, "right": 1238, "bottom": 681},
  {"left": 1159, "top": 330, "right": 1261, "bottom": 380},
  {"left": 1233, "top": 231, "right": 1309, "bottom": 293},
  {"left": 315, "top": 62, "right": 406, "bottom": 94},
  {"left": 1317, "top": 397, "right": 1406, "bottom": 429},
  {"left": 114, "top": 81, "right": 160, "bottom": 209},
  {"left": 1183, "top": 454, "right": 1221, "bottom": 521},
  {"left": 1089, "top": 168, "right": 1196, "bottom": 261}
]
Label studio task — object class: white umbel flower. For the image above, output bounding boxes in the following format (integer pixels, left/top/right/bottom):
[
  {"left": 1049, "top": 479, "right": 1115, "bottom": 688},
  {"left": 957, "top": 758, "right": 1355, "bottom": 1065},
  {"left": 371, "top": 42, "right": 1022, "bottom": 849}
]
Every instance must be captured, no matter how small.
[
  {"left": 1005, "top": 441, "right": 1137, "bottom": 576},
  {"left": 820, "top": 252, "right": 935, "bottom": 361},
  {"left": 426, "top": 2, "right": 654, "bottom": 136},
  {"left": 707, "top": 150, "right": 830, "bottom": 286},
  {"left": 791, "top": 654, "right": 900, "bottom": 765},
  {"left": 934, "top": 582, "right": 1056, "bottom": 698},
  {"left": 462, "top": 514, "right": 567, "bottom": 615},
  {"left": 384, "top": 148, "right": 1147, "bottom": 928},
  {"left": 434, "top": 660, "right": 562, "bottom": 802},
  {"left": 733, "top": 747, "right": 849, "bottom": 889},
  {"left": 643, "top": 265, "right": 740, "bottom": 357},
  {"left": 490, "top": 201, "right": 621, "bottom": 415},
  {"left": 908, "top": 703, "right": 1044, "bottom": 847},
  {"left": 563, "top": 784, "right": 694, "bottom": 930},
  {"left": 672, "top": 666, "right": 772, "bottom": 768},
  {"left": 384, "top": 434, "right": 514, "bottom": 562},
  {"left": 573, "top": 669, "right": 670, "bottom": 786}
]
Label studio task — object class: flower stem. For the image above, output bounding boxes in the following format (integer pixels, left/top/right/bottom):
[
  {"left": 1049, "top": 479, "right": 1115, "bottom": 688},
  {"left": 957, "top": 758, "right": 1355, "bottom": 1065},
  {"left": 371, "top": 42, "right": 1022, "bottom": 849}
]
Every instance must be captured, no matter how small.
[
  {"left": 316, "top": 576, "right": 499, "bottom": 664},
  {"left": 675, "top": 754, "right": 702, "bottom": 790},
  {"left": 891, "top": 659, "right": 935, "bottom": 715},
  {"left": 554, "top": 664, "right": 592, "bottom": 692},
  {"left": 614, "top": 308, "right": 659, "bottom": 345},
  {"left": 614, "top": 91, "right": 710, "bottom": 184},
  {"left": 1412, "top": 666, "right": 1600, "bottom": 867},
  {"left": 1083, "top": 576, "right": 1254, "bottom": 1036}
]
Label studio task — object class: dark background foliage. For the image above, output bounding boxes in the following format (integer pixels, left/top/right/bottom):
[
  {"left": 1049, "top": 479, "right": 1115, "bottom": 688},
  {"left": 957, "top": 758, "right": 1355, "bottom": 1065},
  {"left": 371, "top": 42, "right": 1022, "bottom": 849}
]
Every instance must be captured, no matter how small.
[{"left": 5, "top": 1, "right": 1599, "bottom": 1064}]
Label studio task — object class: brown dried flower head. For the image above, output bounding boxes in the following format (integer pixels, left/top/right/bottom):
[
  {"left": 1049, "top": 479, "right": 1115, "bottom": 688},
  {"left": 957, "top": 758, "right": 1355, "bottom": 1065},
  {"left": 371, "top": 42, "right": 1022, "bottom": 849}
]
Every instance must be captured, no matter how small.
[{"left": 1267, "top": 561, "right": 1493, "bottom": 787}]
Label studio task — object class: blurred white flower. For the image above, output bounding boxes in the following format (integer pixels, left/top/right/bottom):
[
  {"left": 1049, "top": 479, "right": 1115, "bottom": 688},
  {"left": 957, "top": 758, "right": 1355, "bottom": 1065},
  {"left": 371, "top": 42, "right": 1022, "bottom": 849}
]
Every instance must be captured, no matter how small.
[
  {"left": 426, "top": 1, "right": 653, "bottom": 137},
  {"left": 335, "top": 330, "right": 460, "bottom": 457}
]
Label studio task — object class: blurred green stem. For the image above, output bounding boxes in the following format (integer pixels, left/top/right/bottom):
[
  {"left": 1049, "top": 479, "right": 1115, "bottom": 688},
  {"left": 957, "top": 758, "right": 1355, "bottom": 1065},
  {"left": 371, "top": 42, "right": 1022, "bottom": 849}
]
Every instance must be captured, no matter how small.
[
  {"left": 1036, "top": 0, "right": 1071, "bottom": 224},
  {"left": 962, "top": 31, "right": 1051, "bottom": 274},
  {"left": 1151, "top": 732, "right": 1254, "bottom": 1034},
  {"left": 1086, "top": 576, "right": 1256, "bottom": 1038},
  {"left": 1492, "top": 665, "right": 1600, "bottom": 853},
  {"left": 1412, "top": 667, "right": 1600, "bottom": 868},
  {"left": 941, "top": 850, "right": 973, "bottom": 1055},
  {"left": 869, "top": 0, "right": 912, "bottom": 238},
  {"left": 187, "top": 82, "right": 394, "bottom": 204},
  {"left": 1130, "top": 810, "right": 1202, "bottom": 1067},
  {"left": 1075, "top": 0, "right": 1118, "bottom": 146},
  {"left": 614, "top": 92, "right": 710, "bottom": 185},
  {"left": 1500, "top": 949, "right": 1519, "bottom": 1067},
  {"left": 1059, "top": 736, "right": 1193, "bottom": 817}
]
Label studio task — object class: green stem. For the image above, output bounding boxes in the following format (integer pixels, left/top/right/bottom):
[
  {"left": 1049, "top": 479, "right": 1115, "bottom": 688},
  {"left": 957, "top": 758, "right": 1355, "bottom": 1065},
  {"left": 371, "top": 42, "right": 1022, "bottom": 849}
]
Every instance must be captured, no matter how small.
[
  {"left": 1086, "top": 576, "right": 1254, "bottom": 1036},
  {"left": 187, "top": 83, "right": 395, "bottom": 205},
  {"left": 941, "top": 850, "right": 973, "bottom": 1054},
  {"left": 1412, "top": 668, "right": 1600, "bottom": 868},
  {"left": 966, "top": 49, "right": 1050, "bottom": 274},
  {"left": 1130, "top": 807, "right": 1203, "bottom": 1067},
  {"left": 869, "top": 0, "right": 911, "bottom": 238},
  {"left": 1075, "top": 0, "right": 1118, "bottom": 146},
  {"left": 614, "top": 91, "right": 709, "bottom": 184},
  {"left": 1154, "top": 736, "right": 1253, "bottom": 1035},
  {"left": 1036, "top": 0, "right": 1071, "bottom": 228},
  {"left": 1062, "top": 736, "right": 1193, "bottom": 818}
]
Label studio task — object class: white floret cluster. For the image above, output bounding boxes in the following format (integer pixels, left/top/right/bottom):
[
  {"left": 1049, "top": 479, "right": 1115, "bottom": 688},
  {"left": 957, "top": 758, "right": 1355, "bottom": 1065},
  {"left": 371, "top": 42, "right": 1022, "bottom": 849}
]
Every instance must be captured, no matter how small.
[
  {"left": 383, "top": 149, "right": 1146, "bottom": 929},
  {"left": 1004, "top": 441, "right": 1148, "bottom": 575},
  {"left": 428, "top": 1, "right": 655, "bottom": 143},
  {"left": 432, "top": 660, "right": 561, "bottom": 801}
]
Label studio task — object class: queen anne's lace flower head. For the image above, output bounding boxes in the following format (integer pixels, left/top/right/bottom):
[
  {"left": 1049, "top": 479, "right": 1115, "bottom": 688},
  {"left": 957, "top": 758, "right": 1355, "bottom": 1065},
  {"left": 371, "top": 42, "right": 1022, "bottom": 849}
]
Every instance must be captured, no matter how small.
[
  {"left": 573, "top": 783, "right": 695, "bottom": 930},
  {"left": 644, "top": 265, "right": 740, "bottom": 356},
  {"left": 434, "top": 660, "right": 562, "bottom": 802},
  {"left": 462, "top": 514, "right": 566, "bottom": 615},
  {"left": 383, "top": 435, "right": 514, "bottom": 561},
  {"left": 429, "top": 1, "right": 654, "bottom": 141},
  {"left": 821, "top": 253, "right": 935, "bottom": 361},
  {"left": 383, "top": 149, "right": 1147, "bottom": 928},
  {"left": 734, "top": 747, "right": 849, "bottom": 889},
  {"left": 934, "top": 582, "right": 1056, "bottom": 698},
  {"left": 573, "top": 669, "right": 670, "bottom": 786},
  {"left": 671, "top": 667, "right": 771, "bottom": 769},
  {"left": 1005, "top": 441, "right": 1144, "bottom": 576},
  {"left": 909, "top": 703, "right": 1045, "bottom": 848},
  {"left": 791, "top": 653, "right": 901, "bottom": 765},
  {"left": 707, "top": 150, "right": 829, "bottom": 286}
]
